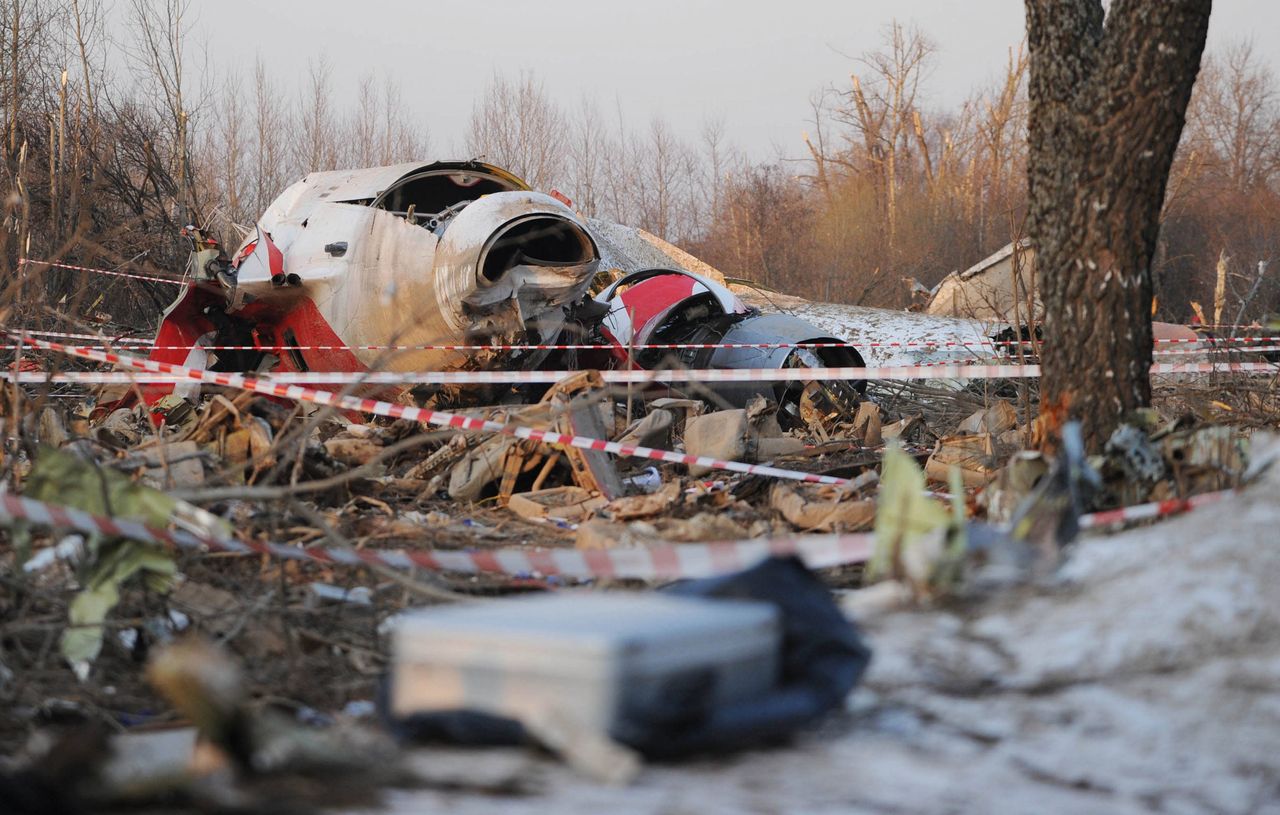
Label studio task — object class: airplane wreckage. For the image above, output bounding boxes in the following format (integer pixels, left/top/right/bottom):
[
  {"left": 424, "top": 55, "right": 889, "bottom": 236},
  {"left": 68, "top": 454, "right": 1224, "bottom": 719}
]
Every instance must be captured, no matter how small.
[{"left": 136, "top": 159, "right": 1009, "bottom": 426}]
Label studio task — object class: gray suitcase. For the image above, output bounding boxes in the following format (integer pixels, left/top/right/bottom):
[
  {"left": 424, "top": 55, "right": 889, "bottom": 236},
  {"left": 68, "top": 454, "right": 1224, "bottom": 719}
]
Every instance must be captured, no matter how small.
[{"left": 390, "top": 591, "right": 780, "bottom": 740}]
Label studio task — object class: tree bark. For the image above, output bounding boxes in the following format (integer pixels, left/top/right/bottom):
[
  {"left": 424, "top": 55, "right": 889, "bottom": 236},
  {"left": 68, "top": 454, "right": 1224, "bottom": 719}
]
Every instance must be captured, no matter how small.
[{"left": 1026, "top": 0, "right": 1211, "bottom": 449}]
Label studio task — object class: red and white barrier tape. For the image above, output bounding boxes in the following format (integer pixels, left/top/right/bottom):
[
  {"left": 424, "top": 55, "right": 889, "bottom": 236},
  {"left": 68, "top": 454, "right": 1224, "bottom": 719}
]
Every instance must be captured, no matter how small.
[
  {"left": 1077, "top": 488, "right": 1232, "bottom": 530},
  {"left": 8, "top": 329, "right": 153, "bottom": 345},
  {"left": 1, "top": 365, "right": 1035, "bottom": 385},
  {"left": 11, "top": 334, "right": 1280, "bottom": 356},
  {"left": 1, "top": 485, "right": 1233, "bottom": 581},
  {"left": 126, "top": 342, "right": 1280, "bottom": 357},
  {"left": 18, "top": 335, "right": 855, "bottom": 486},
  {"left": 2, "top": 338, "right": 1016, "bottom": 354},
  {"left": 8, "top": 358, "right": 1278, "bottom": 387},
  {"left": 19, "top": 258, "right": 187, "bottom": 287},
  {"left": 1154, "top": 336, "right": 1280, "bottom": 345},
  {"left": 0, "top": 491, "right": 872, "bottom": 581},
  {"left": 2, "top": 340, "right": 1017, "bottom": 353},
  {"left": 1148, "top": 361, "right": 1280, "bottom": 375},
  {"left": 10, "top": 342, "right": 1280, "bottom": 358},
  {"left": 1154, "top": 344, "right": 1280, "bottom": 357}
]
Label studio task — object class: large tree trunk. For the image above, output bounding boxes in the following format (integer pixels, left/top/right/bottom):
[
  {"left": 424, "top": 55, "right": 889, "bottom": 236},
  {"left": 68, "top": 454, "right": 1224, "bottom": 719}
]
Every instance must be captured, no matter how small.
[{"left": 1025, "top": 0, "right": 1211, "bottom": 450}]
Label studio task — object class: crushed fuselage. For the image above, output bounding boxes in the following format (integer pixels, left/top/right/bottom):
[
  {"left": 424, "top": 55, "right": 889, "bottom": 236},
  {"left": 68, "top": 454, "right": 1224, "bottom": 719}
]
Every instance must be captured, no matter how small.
[{"left": 142, "top": 160, "right": 1000, "bottom": 420}]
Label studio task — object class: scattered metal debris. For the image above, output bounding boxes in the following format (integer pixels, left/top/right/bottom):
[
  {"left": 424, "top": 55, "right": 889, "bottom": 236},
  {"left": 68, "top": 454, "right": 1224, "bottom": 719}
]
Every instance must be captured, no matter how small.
[{"left": 2, "top": 162, "right": 1272, "bottom": 813}]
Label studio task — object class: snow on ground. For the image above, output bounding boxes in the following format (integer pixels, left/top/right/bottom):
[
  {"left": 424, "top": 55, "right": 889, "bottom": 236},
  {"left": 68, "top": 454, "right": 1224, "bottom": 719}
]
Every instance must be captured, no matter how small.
[
  {"left": 349, "top": 439, "right": 1280, "bottom": 815},
  {"left": 779, "top": 298, "right": 1007, "bottom": 367}
]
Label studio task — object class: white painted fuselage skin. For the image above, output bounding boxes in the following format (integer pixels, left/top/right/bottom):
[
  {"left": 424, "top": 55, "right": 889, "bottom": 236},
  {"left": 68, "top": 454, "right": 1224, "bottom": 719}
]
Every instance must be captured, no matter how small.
[
  {"left": 210, "top": 161, "right": 1008, "bottom": 377},
  {"left": 229, "top": 163, "right": 599, "bottom": 373}
]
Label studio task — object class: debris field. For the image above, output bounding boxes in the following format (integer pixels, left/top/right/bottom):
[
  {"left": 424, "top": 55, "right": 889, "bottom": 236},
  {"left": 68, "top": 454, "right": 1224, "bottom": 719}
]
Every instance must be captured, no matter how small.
[{"left": 1, "top": 159, "right": 1279, "bottom": 814}]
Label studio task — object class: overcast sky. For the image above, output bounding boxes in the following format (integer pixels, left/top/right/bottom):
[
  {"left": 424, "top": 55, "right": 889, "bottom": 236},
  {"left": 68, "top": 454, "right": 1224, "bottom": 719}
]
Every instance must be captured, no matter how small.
[{"left": 203, "top": 0, "right": 1277, "bottom": 160}]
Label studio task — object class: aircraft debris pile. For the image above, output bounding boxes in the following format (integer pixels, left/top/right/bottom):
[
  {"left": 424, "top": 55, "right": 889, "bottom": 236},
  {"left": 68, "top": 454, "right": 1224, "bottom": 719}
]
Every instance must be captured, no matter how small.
[
  {"left": 1, "top": 161, "right": 1275, "bottom": 812},
  {"left": 0, "top": 365, "right": 1265, "bottom": 810}
]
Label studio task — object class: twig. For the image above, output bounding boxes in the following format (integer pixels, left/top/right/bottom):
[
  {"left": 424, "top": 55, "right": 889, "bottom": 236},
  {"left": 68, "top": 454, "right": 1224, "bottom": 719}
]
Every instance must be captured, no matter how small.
[
  {"left": 287, "top": 498, "right": 469, "bottom": 604},
  {"left": 170, "top": 429, "right": 455, "bottom": 501}
]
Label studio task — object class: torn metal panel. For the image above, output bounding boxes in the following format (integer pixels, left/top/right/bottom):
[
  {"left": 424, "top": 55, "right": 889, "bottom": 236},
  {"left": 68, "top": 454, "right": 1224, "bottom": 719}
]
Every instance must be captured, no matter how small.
[
  {"left": 595, "top": 269, "right": 866, "bottom": 421},
  {"left": 928, "top": 238, "right": 1036, "bottom": 322},
  {"left": 929, "top": 242, "right": 1205, "bottom": 360},
  {"left": 544, "top": 371, "right": 625, "bottom": 501},
  {"left": 433, "top": 192, "right": 599, "bottom": 345},
  {"left": 597, "top": 268, "right": 748, "bottom": 349},
  {"left": 446, "top": 371, "right": 623, "bottom": 504}
]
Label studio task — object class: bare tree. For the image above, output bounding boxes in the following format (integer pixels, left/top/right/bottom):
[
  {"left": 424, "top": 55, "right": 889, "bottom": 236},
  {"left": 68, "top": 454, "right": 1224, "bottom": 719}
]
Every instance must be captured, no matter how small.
[
  {"left": 1026, "top": 0, "right": 1212, "bottom": 449},
  {"left": 637, "top": 117, "right": 688, "bottom": 241},
  {"left": 2, "top": 0, "right": 63, "bottom": 162},
  {"left": 1160, "top": 39, "right": 1280, "bottom": 326},
  {"left": 341, "top": 74, "right": 428, "bottom": 168},
  {"left": 597, "top": 99, "right": 642, "bottom": 225},
  {"left": 376, "top": 76, "right": 428, "bottom": 164},
  {"left": 69, "top": 0, "right": 104, "bottom": 121},
  {"left": 465, "top": 71, "right": 564, "bottom": 190},
  {"left": 5, "top": 0, "right": 21, "bottom": 157},
  {"left": 969, "top": 45, "right": 1029, "bottom": 246},
  {"left": 566, "top": 96, "right": 608, "bottom": 218},
  {"left": 213, "top": 70, "right": 244, "bottom": 225},
  {"left": 835, "top": 21, "right": 936, "bottom": 249},
  {"left": 294, "top": 56, "right": 338, "bottom": 173},
  {"left": 801, "top": 91, "right": 837, "bottom": 204},
  {"left": 350, "top": 72, "right": 379, "bottom": 168},
  {"left": 1184, "top": 40, "right": 1280, "bottom": 193},
  {"left": 697, "top": 115, "right": 736, "bottom": 236},
  {"left": 127, "top": 0, "right": 201, "bottom": 224},
  {"left": 251, "top": 56, "right": 287, "bottom": 217}
]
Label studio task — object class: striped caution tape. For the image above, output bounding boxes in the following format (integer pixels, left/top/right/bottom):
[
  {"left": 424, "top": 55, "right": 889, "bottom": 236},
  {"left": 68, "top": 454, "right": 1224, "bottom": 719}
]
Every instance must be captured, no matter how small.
[
  {"left": 1154, "top": 336, "right": 1280, "bottom": 345},
  {"left": 3, "top": 365, "right": 1037, "bottom": 385},
  {"left": 1154, "top": 344, "right": 1280, "bottom": 357},
  {"left": 6, "top": 359, "right": 1279, "bottom": 387},
  {"left": 0, "top": 486, "right": 1232, "bottom": 581},
  {"left": 18, "top": 335, "right": 856, "bottom": 486},
  {"left": 1077, "top": 488, "right": 1233, "bottom": 530},
  {"left": 1, "top": 339, "right": 1018, "bottom": 354},
  {"left": 1148, "top": 361, "right": 1280, "bottom": 375},
  {"left": 0, "top": 491, "right": 873, "bottom": 581},
  {"left": 249, "top": 360, "right": 1268, "bottom": 383},
  {"left": 10, "top": 339, "right": 1270, "bottom": 355},
  {"left": 19, "top": 258, "right": 187, "bottom": 287},
  {"left": 3, "top": 340, "right": 1015, "bottom": 353},
  {"left": 10, "top": 329, "right": 153, "bottom": 345},
  {"left": 11, "top": 333, "right": 1280, "bottom": 354}
]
